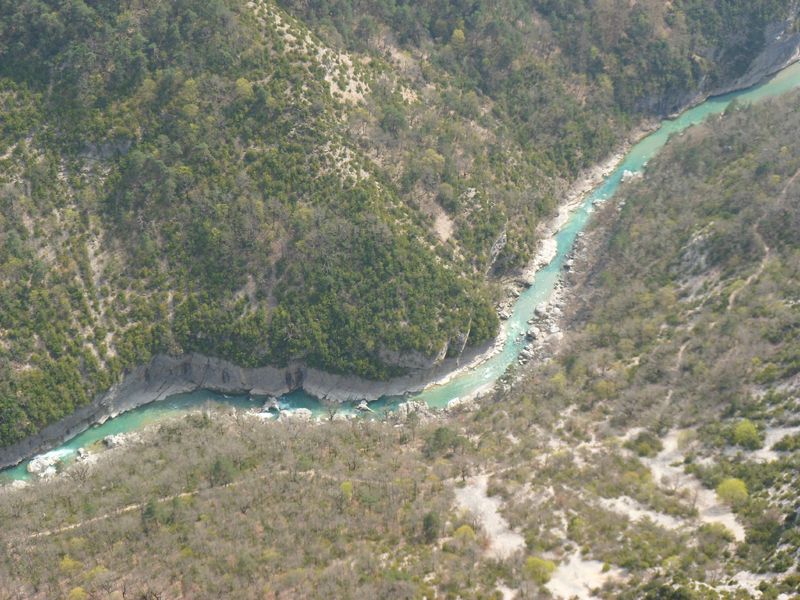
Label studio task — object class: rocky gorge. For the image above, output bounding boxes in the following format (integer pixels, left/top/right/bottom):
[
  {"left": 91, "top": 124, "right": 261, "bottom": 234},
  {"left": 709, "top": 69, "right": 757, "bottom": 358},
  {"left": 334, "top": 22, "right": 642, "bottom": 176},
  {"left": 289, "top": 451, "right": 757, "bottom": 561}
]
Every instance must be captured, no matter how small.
[{"left": 3, "top": 33, "right": 800, "bottom": 475}]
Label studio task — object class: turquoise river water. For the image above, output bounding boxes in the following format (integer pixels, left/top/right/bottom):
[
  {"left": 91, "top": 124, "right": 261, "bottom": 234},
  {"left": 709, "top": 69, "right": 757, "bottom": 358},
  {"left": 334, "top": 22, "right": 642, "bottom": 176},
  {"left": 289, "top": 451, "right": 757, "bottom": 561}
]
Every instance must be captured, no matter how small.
[{"left": 4, "top": 61, "right": 800, "bottom": 482}]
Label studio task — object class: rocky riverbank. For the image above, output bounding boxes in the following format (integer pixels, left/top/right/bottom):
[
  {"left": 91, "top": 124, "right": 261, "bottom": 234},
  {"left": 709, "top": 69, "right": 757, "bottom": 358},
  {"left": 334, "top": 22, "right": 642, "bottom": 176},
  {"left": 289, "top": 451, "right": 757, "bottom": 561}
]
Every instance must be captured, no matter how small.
[{"left": 0, "top": 345, "right": 499, "bottom": 469}]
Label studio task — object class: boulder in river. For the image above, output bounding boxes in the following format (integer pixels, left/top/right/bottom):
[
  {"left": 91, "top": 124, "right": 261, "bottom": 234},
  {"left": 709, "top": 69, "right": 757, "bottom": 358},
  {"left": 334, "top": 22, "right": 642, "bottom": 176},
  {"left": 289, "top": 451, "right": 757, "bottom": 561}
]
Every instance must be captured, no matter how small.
[
  {"left": 621, "top": 169, "right": 642, "bottom": 183},
  {"left": 356, "top": 400, "right": 375, "bottom": 413},
  {"left": 27, "top": 451, "right": 65, "bottom": 475},
  {"left": 262, "top": 397, "right": 280, "bottom": 412}
]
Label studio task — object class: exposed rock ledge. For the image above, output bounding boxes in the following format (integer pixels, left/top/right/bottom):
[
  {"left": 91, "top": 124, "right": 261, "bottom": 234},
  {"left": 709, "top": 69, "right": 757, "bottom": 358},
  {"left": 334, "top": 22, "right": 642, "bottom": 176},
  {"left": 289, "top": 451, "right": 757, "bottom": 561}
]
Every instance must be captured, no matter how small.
[{"left": 0, "top": 341, "right": 494, "bottom": 469}]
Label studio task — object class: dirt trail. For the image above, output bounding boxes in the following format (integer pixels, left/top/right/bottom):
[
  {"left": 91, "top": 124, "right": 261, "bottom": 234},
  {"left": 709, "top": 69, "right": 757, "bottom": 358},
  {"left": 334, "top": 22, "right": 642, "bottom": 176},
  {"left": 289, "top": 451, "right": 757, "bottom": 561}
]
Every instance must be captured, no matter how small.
[
  {"left": 6, "top": 467, "right": 389, "bottom": 545},
  {"left": 727, "top": 222, "right": 769, "bottom": 311},
  {"left": 728, "top": 165, "right": 800, "bottom": 311}
]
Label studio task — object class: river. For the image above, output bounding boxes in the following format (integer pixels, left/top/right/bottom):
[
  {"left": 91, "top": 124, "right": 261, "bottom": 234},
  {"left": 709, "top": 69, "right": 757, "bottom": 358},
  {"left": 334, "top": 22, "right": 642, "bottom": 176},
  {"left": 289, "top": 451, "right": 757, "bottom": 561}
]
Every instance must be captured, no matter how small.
[{"left": 3, "top": 61, "right": 800, "bottom": 482}]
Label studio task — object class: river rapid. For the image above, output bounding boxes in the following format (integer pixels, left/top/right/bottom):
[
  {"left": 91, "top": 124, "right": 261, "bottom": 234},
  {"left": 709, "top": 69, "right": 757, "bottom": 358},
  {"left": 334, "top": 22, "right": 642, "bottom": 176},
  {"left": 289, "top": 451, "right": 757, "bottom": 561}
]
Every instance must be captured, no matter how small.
[{"left": 4, "top": 61, "right": 800, "bottom": 482}]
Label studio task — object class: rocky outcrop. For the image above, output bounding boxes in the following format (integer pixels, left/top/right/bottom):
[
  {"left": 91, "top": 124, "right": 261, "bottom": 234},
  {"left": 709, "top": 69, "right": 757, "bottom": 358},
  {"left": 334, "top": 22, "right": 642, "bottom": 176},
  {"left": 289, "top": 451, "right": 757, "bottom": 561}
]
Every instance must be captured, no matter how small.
[
  {"left": 639, "top": 17, "right": 800, "bottom": 116},
  {"left": 0, "top": 354, "right": 292, "bottom": 470},
  {"left": 0, "top": 338, "right": 498, "bottom": 469},
  {"left": 394, "top": 400, "right": 437, "bottom": 424},
  {"left": 27, "top": 451, "right": 65, "bottom": 477},
  {"left": 713, "top": 22, "right": 800, "bottom": 96}
]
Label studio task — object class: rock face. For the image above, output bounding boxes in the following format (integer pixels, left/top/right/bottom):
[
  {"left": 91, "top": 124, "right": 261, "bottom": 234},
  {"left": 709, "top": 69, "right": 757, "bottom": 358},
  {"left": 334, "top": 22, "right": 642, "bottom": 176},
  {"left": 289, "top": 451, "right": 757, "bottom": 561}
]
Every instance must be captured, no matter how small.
[
  {"left": 0, "top": 354, "right": 292, "bottom": 470},
  {"left": 716, "top": 23, "right": 800, "bottom": 95},
  {"left": 641, "top": 19, "right": 800, "bottom": 116},
  {"left": 0, "top": 337, "right": 498, "bottom": 469},
  {"left": 489, "top": 229, "right": 508, "bottom": 268}
]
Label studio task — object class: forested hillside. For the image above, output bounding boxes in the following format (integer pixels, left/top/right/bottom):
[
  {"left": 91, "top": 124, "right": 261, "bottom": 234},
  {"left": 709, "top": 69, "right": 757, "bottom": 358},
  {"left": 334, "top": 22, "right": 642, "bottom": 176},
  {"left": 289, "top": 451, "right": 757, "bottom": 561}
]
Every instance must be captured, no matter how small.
[
  {"left": 0, "top": 0, "right": 797, "bottom": 448},
  {"left": 2, "top": 91, "right": 800, "bottom": 598}
]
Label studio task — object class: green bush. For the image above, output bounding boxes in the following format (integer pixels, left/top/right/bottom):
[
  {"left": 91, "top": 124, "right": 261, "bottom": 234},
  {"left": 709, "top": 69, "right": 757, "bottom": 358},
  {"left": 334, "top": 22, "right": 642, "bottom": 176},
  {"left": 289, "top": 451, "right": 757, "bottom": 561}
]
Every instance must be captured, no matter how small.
[
  {"left": 716, "top": 478, "right": 748, "bottom": 508},
  {"left": 731, "top": 419, "right": 762, "bottom": 450},
  {"left": 523, "top": 556, "right": 556, "bottom": 585},
  {"left": 624, "top": 431, "right": 664, "bottom": 457}
]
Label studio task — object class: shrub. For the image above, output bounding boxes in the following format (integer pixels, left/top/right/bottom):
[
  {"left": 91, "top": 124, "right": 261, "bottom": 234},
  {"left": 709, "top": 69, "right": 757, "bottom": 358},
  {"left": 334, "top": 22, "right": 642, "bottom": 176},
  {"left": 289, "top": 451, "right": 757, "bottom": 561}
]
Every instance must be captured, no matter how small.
[
  {"left": 524, "top": 556, "right": 556, "bottom": 584},
  {"left": 454, "top": 524, "right": 476, "bottom": 542},
  {"left": 59, "top": 555, "right": 83, "bottom": 575},
  {"left": 773, "top": 433, "right": 800, "bottom": 452},
  {"left": 716, "top": 478, "right": 748, "bottom": 508},
  {"left": 731, "top": 419, "right": 762, "bottom": 450},
  {"left": 422, "top": 511, "right": 440, "bottom": 543},
  {"left": 340, "top": 480, "right": 354, "bottom": 503},
  {"left": 624, "top": 431, "right": 664, "bottom": 457}
]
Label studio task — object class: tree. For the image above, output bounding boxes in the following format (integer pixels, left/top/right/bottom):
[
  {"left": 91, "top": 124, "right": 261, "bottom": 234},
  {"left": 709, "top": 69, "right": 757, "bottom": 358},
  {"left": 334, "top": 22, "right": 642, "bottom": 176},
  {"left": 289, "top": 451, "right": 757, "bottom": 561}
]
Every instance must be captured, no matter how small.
[
  {"left": 732, "top": 419, "right": 762, "bottom": 449},
  {"left": 235, "top": 77, "right": 254, "bottom": 102},
  {"left": 379, "top": 105, "right": 406, "bottom": 135},
  {"left": 450, "top": 28, "right": 465, "bottom": 47},
  {"left": 209, "top": 456, "right": 237, "bottom": 486},
  {"left": 340, "top": 480, "right": 354, "bottom": 503},
  {"left": 454, "top": 524, "right": 476, "bottom": 543},
  {"left": 422, "top": 511, "right": 440, "bottom": 543},
  {"left": 524, "top": 556, "right": 556, "bottom": 584},
  {"left": 716, "top": 478, "right": 748, "bottom": 508},
  {"left": 141, "top": 498, "right": 160, "bottom": 534},
  {"left": 67, "top": 588, "right": 89, "bottom": 600}
]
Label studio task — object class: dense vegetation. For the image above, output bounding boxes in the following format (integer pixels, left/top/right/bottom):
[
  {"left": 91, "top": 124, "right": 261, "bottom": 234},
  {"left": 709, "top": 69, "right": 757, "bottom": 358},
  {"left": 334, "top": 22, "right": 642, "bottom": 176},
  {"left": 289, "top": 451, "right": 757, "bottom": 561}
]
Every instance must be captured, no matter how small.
[
  {"left": 2, "top": 85, "right": 800, "bottom": 599},
  {"left": 0, "top": 0, "right": 796, "bottom": 448},
  {"left": 0, "top": 0, "right": 499, "bottom": 447}
]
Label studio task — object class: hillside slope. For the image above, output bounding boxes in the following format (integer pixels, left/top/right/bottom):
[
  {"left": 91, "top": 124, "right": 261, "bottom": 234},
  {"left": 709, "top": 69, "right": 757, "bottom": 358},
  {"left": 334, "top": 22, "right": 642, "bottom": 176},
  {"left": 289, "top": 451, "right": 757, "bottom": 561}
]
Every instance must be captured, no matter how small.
[
  {"left": 0, "top": 0, "right": 798, "bottom": 450},
  {"left": 2, "top": 87, "right": 800, "bottom": 599}
]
